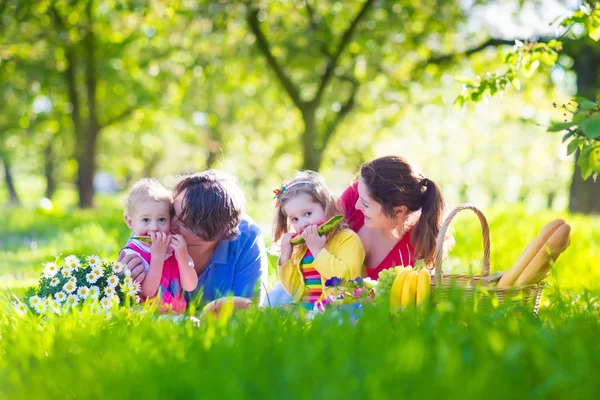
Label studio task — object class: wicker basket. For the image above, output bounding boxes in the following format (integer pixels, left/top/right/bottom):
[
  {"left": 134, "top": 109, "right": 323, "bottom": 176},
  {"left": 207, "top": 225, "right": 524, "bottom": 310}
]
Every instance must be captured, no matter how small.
[{"left": 431, "top": 204, "right": 544, "bottom": 315}]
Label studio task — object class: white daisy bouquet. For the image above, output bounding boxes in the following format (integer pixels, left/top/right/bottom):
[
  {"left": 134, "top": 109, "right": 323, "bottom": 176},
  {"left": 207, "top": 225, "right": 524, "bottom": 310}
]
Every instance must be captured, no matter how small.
[{"left": 13, "top": 255, "right": 141, "bottom": 315}]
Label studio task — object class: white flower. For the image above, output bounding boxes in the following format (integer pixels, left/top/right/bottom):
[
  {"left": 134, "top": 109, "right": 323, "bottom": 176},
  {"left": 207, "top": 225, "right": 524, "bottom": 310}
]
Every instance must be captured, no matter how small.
[
  {"left": 63, "top": 281, "right": 77, "bottom": 293},
  {"left": 64, "top": 255, "right": 78, "bottom": 265},
  {"left": 88, "top": 286, "right": 100, "bottom": 299},
  {"left": 91, "top": 266, "right": 104, "bottom": 278},
  {"left": 48, "top": 302, "right": 61, "bottom": 314},
  {"left": 110, "top": 295, "right": 120, "bottom": 306},
  {"left": 12, "top": 301, "right": 28, "bottom": 315},
  {"left": 135, "top": 295, "right": 141, "bottom": 304},
  {"left": 123, "top": 276, "right": 133, "bottom": 286},
  {"left": 66, "top": 294, "right": 80, "bottom": 307},
  {"left": 28, "top": 295, "right": 42, "bottom": 308},
  {"left": 125, "top": 286, "right": 137, "bottom": 297},
  {"left": 77, "top": 286, "right": 90, "bottom": 299},
  {"left": 123, "top": 268, "right": 132, "bottom": 277},
  {"left": 104, "top": 286, "right": 116, "bottom": 297},
  {"left": 43, "top": 262, "right": 59, "bottom": 278},
  {"left": 87, "top": 255, "right": 102, "bottom": 267},
  {"left": 64, "top": 256, "right": 80, "bottom": 271},
  {"left": 86, "top": 272, "right": 99, "bottom": 284},
  {"left": 60, "top": 268, "right": 72, "bottom": 278},
  {"left": 100, "top": 296, "right": 113, "bottom": 310},
  {"left": 34, "top": 302, "right": 47, "bottom": 314},
  {"left": 54, "top": 291, "right": 67, "bottom": 304},
  {"left": 132, "top": 281, "right": 141, "bottom": 293},
  {"left": 68, "top": 276, "right": 77, "bottom": 284},
  {"left": 106, "top": 275, "right": 120, "bottom": 288},
  {"left": 49, "top": 277, "right": 60, "bottom": 287},
  {"left": 112, "top": 262, "right": 125, "bottom": 274}
]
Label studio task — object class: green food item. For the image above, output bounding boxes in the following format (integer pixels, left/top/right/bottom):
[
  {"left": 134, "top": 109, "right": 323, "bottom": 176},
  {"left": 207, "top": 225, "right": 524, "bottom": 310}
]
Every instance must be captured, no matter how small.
[
  {"left": 290, "top": 215, "right": 344, "bottom": 245},
  {"left": 133, "top": 236, "right": 152, "bottom": 243}
]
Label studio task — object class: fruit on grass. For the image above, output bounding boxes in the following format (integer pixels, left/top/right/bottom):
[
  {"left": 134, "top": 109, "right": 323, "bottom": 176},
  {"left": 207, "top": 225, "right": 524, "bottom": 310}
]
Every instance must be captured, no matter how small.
[
  {"left": 290, "top": 215, "right": 344, "bottom": 245},
  {"left": 375, "top": 267, "right": 399, "bottom": 297},
  {"left": 400, "top": 271, "right": 419, "bottom": 308},
  {"left": 514, "top": 223, "right": 571, "bottom": 286},
  {"left": 389, "top": 267, "right": 412, "bottom": 312},
  {"left": 497, "top": 219, "right": 565, "bottom": 287},
  {"left": 416, "top": 268, "right": 431, "bottom": 306}
]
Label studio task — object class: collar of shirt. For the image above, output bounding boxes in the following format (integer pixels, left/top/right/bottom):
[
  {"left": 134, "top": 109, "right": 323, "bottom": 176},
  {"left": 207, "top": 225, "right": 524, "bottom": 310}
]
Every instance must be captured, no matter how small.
[{"left": 210, "top": 239, "right": 230, "bottom": 265}]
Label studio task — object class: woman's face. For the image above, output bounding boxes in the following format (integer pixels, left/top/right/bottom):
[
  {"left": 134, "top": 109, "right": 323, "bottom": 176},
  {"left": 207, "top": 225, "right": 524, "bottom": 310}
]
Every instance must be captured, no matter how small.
[
  {"left": 171, "top": 189, "right": 204, "bottom": 245},
  {"left": 356, "top": 178, "right": 397, "bottom": 229}
]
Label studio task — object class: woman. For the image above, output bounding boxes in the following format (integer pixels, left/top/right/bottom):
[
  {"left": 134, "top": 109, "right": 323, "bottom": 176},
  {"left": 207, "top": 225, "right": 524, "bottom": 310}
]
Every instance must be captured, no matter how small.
[
  {"left": 266, "top": 155, "right": 446, "bottom": 306},
  {"left": 120, "top": 170, "right": 269, "bottom": 305}
]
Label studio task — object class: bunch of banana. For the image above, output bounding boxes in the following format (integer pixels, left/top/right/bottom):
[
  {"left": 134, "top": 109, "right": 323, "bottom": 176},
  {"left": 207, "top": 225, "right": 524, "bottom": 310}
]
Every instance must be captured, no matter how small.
[{"left": 389, "top": 260, "right": 431, "bottom": 313}]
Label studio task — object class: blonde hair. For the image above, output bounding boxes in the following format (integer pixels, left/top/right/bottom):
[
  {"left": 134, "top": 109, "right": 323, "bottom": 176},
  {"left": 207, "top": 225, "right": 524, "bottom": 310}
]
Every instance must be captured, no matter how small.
[
  {"left": 273, "top": 170, "right": 345, "bottom": 245},
  {"left": 124, "top": 178, "right": 172, "bottom": 217}
]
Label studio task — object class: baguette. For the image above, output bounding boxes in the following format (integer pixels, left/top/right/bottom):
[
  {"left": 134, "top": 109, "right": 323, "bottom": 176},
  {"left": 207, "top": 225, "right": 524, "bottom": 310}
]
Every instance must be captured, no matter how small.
[
  {"left": 497, "top": 219, "right": 565, "bottom": 287},
  {"left": 514, "top": 223, "right": 571, "bottom": 287}
]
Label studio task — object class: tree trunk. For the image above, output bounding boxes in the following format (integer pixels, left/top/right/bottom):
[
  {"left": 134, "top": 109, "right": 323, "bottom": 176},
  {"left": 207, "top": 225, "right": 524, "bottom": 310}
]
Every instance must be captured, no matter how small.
[
  {"left": 78, "top": 126, "right": 99, "bottom": 208},
  {"left": 1, "top": 155, "right": 20, "bottom": 205},
  {"left": 44, "top": 137, "right": 56, "bottom": 199},
  {"left": 301, "top": 109, "right": 323, "bottom": 171},
  {"left": 77, "top": 4, "right": 100, "bottom": 209},
  {"left": 568, "top": 43, "right": 600, "bottom": 214}
]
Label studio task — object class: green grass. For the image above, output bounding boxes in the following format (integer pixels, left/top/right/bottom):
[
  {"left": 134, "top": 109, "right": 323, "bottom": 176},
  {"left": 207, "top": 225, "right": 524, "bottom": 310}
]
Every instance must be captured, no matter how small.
[{"left": 0, "top": 199, "right": 599, "bottom": 398}]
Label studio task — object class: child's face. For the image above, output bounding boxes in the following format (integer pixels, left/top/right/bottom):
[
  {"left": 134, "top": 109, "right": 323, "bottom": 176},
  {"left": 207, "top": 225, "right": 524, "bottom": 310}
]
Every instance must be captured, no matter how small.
[
  {"left": 125, "top": 199, "right": 171, "bottom": 236},
  {"left": 283, "top": 193, "right": 326, "bottom": 235}
]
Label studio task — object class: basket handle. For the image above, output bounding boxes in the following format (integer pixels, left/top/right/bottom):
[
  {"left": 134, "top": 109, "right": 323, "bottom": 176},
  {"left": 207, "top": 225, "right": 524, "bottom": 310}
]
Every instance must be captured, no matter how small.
[{"left": 433, "top": 204, "right": 491, "bottom": 284}]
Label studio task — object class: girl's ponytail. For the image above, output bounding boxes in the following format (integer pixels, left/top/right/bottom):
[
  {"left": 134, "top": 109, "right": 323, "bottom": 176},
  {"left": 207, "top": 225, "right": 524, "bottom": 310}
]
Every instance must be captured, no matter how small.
[{"left": 411, "top": 179, "right": 445, "bottom": 266}]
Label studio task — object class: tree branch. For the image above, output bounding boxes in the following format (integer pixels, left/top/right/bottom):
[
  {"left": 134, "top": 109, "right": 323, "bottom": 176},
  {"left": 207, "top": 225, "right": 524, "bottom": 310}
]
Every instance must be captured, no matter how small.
[
  {"left": 246, "top": 7, "right": 304, "bottom": 109},
  {"left": 321, "top": 75, "right": 359, "bottom": 151},
  {"left": 304, "top": 1, "right": 331, "bottom": 58},
  {"left": 313, "top": 0, "right": 374, "bottom": 104},
  {"left": 423, "top": 38, "right": 517, "bottom": 66},
  {"left": 101, "top": 106, "right": 136, "bottom": 129}
]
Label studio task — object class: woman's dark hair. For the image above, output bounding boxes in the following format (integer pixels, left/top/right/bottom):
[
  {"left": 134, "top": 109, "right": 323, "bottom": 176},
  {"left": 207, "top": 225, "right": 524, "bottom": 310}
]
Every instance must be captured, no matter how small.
[
  {"left": 172, "top": 170, "right": 245, "bottom": 241},
  {"left": 360, "top": 155, "right": 446, "bottom": 266}
]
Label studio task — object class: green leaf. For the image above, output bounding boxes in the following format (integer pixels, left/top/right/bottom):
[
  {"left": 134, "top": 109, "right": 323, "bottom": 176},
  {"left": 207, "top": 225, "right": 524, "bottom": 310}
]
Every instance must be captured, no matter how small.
[
  {"left": 455, "top": 76, "right": 475, "bottom": 85},
  {"left": 574, "top": 97, "right": 598, "bottom": 110},
  {"left": 578, "top": 148, "right": 592, "bottom": 180},
  {"left": 509, "top": 76, "right": 521, "bottom": 90},
  {"left": 567, "top": 139, "right": 579, "bottom": 156},
  {"left": 580, "top": 114, "right": 600, "bottom": 139},
  {"left": 562, "top": 131, "right": 575, "bottom": 141},
  {"left": 547, "top": 121, "right": 575, "bottom": 132},
  {"left": 454, "top": 95, "right": 465, "bottom": 109},
  {"left": 573, "top": 110, "right": 588, "bottom": 124}
]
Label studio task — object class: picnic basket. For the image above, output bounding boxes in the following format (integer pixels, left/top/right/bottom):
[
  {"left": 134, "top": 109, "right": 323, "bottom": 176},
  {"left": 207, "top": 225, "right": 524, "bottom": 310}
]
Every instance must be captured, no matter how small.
[{"left": 431, "top": 204, "right": 545, "bottom": 315}]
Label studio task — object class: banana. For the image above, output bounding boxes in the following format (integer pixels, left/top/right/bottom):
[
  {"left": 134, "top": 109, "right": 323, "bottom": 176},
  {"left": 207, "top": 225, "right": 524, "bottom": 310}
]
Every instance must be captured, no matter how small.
[
  {"left": 416, "top": 268, "right": 431, "bottom": 306},
  {"left": 390, "top": 267, "right": 412, "bottom": 313},
  {"left": 401, "top": 271, "right": 419, "bottom": 308}
]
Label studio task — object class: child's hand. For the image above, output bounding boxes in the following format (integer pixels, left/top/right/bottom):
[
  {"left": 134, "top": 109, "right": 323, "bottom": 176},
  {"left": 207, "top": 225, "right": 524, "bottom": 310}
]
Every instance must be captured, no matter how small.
[
  {"left": 150, "top": 232, "right": 169, "bottom": 258},
  {"left": 170, "top": 234, "right": 189, "bottom": 260},
  {"left": 301, "top": 225, "right": 326, "bottom": 255},
  {"left": 278, "top": 232, "right": 295, "bottom": 266}
]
